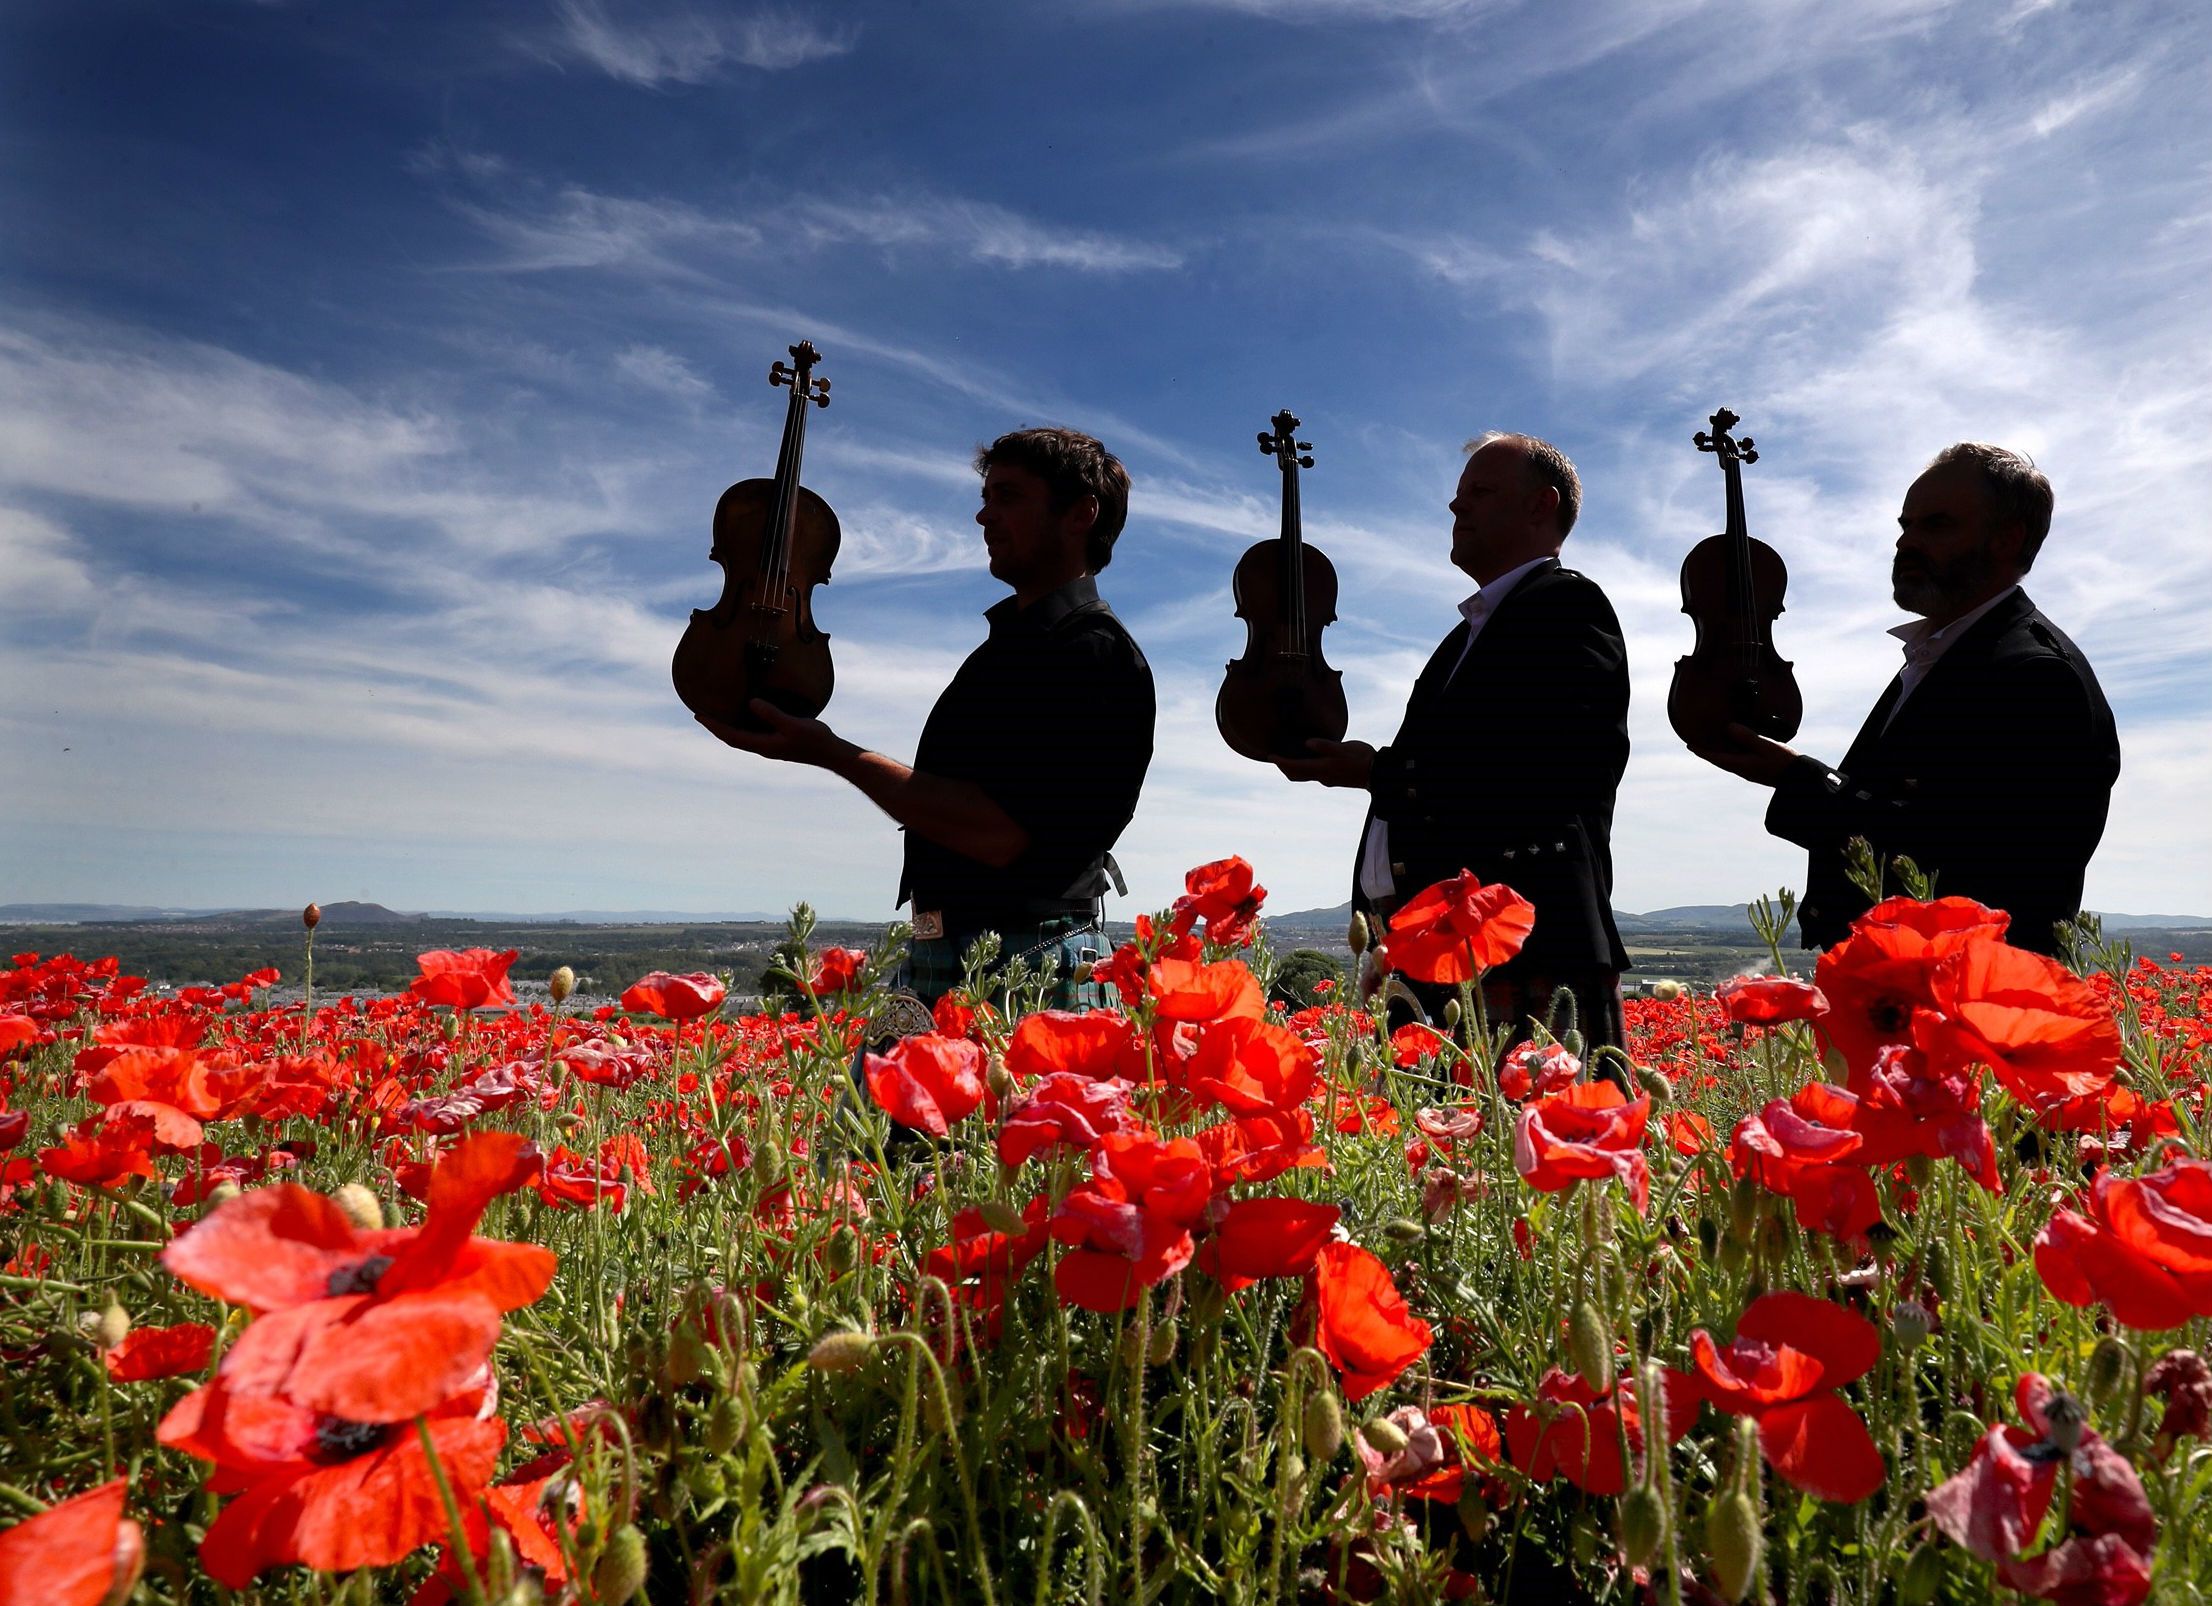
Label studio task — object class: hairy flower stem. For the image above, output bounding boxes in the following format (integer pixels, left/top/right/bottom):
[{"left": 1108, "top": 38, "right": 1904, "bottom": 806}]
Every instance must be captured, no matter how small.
[
  {"left": 1035, "top": 1490, "right": 1105, "bottom": 1606},
  {"left": 1122, "top": 1288, "right": 1154, "bottom": 1604},
  {"left": 414, "top": 1415, "right": 488, "bottom": 1606},
  {"left": 876, "top": 1332, "right": 999, "bottom": 1606}
]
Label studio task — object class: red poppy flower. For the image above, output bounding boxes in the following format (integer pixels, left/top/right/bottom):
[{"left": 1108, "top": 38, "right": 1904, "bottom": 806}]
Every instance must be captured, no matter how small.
[
  {"left": 38, "top": 1112, "right": 161, "bottom": 1187},
  {"left": 1687, "top": 1292, "right": 1885, "bottom": 1502},
  {"left": 1930, "top": 1373, "right": 2154, "bottom": 1605},
  {"left": 534, "top": 1145, "right": 628, "bottom": 1211},
  {"left": 925, "top": 1197, "right": 1052, "bottom": 1335},
  {"left": 1918, "top": 940, "right": 2121, "bottom": 1109},
  {"left": 862, "top": 1033, "right": 986, "bottom": 1136},
  {"left": 1310, "top": 1241, "right": 1432, "bottom": 1401},
  {"left": 1390, "top": 1022, "right": 1450, "bottom": 1068},
  {"left": 1048, "top": 1133, "right": 1216, "bottom": 1312},
  {"left": 1198, "top": 1196, "right": 1340, "bottom": 1291},
  {"left": 1497, "top": 1040, "right": 1580, "bottom": 1101},
  {"left": 408, "top": 949, "right": 518, "bottom": 1011},
  {"left": 1716, "top": 974, "right": 1830, "bottom": 1027},
  {"left": 1146, "top": 958, "right": 1264, "bottom": 1023},
  {"left": 0, "top": 1479, "right": 143, "bottom": 1606},
  {"left": 998, "top": 1073, "right": 1139, "bottom": 1167},
  {"left": 1191, "top": 1109, "right": 1327, "bottom": 1186},
  {"left": 105, "top": 1321, "right": 217, "bottom": 1382},
  {"left": 161, "top": 1132, "right": 553, "bottom": 1424},
  {"left": 1175, "top": 856, "right": 1268, "bottom": 947},
  {"left": 619, "top": 970, "right": 727, "bottom": 1022},
  {"left": 805, "top": 948, "right": 868, "bottom": 997},
  {"left": 1004, "top": 1010, "right": 1133, "bottom": 1082},
  {"left": 0, "top": 1107, "right": 26, "bottom": 1152},
  {"left": 1188, "top": 1016, "right": 1318, "bottom": 1116},
  {"left": 1812, "top": 896, "right": 2007, "bottom": 1087},
  {"left": 1502, "top": 1367, "right": 1699, "bottom": 1496},
  {"left": 0, "top": 1014, "right": 37, "bottom": 1055},
  {"left": 1356, "top": 1402, "right": 1503, "bottom": 1503},
  {"left": 157, "top": 1374, "right": 505, "bottom": 1587},
  {"left": 1514, "top": 1082, "right": 1651, "bottom": 1210},
  {"left": 2036, "top": 1156, "right": 2212, "bottom": 1330},
  {"left": 1377, "top": 871, "right": 1535, "bottom": 985}
]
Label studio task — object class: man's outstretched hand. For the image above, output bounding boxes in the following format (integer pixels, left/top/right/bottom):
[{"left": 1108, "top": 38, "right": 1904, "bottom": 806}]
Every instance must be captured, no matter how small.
[
  {"left": 1689, "top": 722, "right": 1802, "bottom": 787},
  {"left": 695, "top": 700, "right": 849, "bottom": 770},
  {"left": 1276, "top": 738, "right": 1376, "bottom": 789}
]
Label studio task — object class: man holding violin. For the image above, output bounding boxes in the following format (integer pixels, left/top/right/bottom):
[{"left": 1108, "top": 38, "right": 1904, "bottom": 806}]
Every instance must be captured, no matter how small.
[
  {"left": 1691, "top": 443, "right": 2120, "bottom": 955},
  {"left": 1279, "top": 432, "right": 1633, "bottom": 1055},
  {"left": 697, "top": 426, "right": 1155, "bottom": 1004}
]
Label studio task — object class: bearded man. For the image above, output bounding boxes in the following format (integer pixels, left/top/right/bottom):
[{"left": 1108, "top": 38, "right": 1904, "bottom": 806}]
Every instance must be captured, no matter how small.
[{"left": 1693, "top": 442, "right": 2120, "bottom": 955}]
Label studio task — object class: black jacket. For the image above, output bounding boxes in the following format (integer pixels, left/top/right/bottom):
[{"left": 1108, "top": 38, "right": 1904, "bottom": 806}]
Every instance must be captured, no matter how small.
[
  {"left": 1353, "top": 559, "right": 1632, "bottom": 973},
  {"left": 1768, "top": 588, "right": 2119, "bottom": 954}
]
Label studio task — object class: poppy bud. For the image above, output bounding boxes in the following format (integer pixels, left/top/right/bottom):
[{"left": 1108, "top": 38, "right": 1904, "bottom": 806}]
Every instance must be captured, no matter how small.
[
  {"left": 96, "top": 1299, "right": 131, "bottom": 1351},
  {"left": 986, "top": 1064, "right": 1018, "bottom": 1103},
  {"left": 591, "top": 1523, "right": 649, "bottom": 1604},
  {"left": 1348, "top": 912, "right": 1370, "bottom": 956},
  {"left": 2085, "top": 1336, "right": 2130, "bottom": 1411},
  {"left": 1924, "top": 1244, "right": 1954, "bottom": 1303},
  {"left": 1456, "top": 1484, "right": 1489, "bottom": 1541},
  {"left": 706, "top": 1393, "right": 746, "bottom": 1455},
  {"left": 1891, "top": 1300, "right": 1932, "bottom": 1351},
  {"left": 330, "top": 1183, "right": 383, "bottom": 1231},
  {"left": 1383, "top": 1217, "right": 1425, "bottom": 1244},
  {"left": 302, "top": 902, "right": 321, "bottom": 930},
  {"left": 1147, "top": 1322, "right": 1177, "bottom": 1367},
  {"left": 1442, "top": 998, "right": 1462, "bottom": 1029},
  {"left": 549, "top": 966, "right": 575, "bottom": 1003},
  {"left": 1706, "top": 1490, "right": 1761, "bottom": 1602},
  {"left": 1071, "top": 960, "right": 1095, "bottom": 985},
  {"left": 1572, "top": 1518, "right": 1599, "bottom": 1564},
  {"left": 1727, "top": 1178, "right": 1760, "bottom": 1241},
  {"left": 1359, "top": 1415, "right": 1409, "bottom": 1456},
  {"left": 558, "top": 1111, "right": 586, "bottom": 1135},
  {"left": 1649, "top": 978, "right": 1684, "bottom": 1002},
  {"left": 1618, "top": 1484, "right": 1667, "bottom": 1568},
  {"left": 1898, "top": 1542, "right": 1945, "bottom": 1605},
  {"left": 2040, "top": 1389, "right": 2088, "bottom": 1454},
  {"left": 976, "top": 1198, "right": 1030, "bottom": 1237},
  {"left": 1904, "top": 1152, "right": 1932, "bottom": 1187},
  {"left": 1568, "top": 1301, "right": 1614, "bottom": 1394},
  {"left": 821, "top": 1228, "right": 858, "bottom": 1276},
  {"left": 1302, "top": 1389, "right": 1345, "bottom": 1463},
  {"left": 1635, "top": 1066, "right": 1672, "bottom": 1106},
  {"left": 203, "top": 1180, "right": 242, "bottom": 1212},
  {"left": 440, "top": 1013, "right": 461, "bottom": 1041},
  {"left": 495, "top": 1580, "right": 543, "bottom": 1606},
  {"left": 807, "top": 1330, "right": 874, "bottom": 1373}
]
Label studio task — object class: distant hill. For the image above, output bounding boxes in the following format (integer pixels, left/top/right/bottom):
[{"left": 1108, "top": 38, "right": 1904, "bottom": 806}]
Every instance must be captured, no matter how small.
[
  {"left": 0, "top": 901, "right": 838, "bottom": 927},
  {"left": 1269, "top": 899, "right": 2208, "bottom": 934}
]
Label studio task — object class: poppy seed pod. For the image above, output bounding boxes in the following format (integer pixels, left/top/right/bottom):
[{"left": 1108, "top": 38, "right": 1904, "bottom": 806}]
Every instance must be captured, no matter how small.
[
  {"left": 1649, "top": 978, "right": 1684, "bottom": 1002},
  {"left": 549, "top": 966, "right": 575, "bottom": 1003},
  {"left": 1359, "top": 1415, "right": 1409, "bottom": 1456},
  {"left": 302, "top": 903, "right": 321, "bottom": 930},
  {"left": 1891, "top": 1299, "right": 1932, "bottom": 1351},
  {"left": 2040, "top": 1388, "right": 2088, "bottom": 1454}
]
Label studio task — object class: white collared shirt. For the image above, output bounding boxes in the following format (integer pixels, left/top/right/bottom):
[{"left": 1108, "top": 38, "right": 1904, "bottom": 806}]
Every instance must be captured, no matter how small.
[
  {"left": 1883, "top": 584, "right": 2019, "bottom": 729},
  {"left": 1358, "top": 557, "right": 1553, "bottom": 901}
]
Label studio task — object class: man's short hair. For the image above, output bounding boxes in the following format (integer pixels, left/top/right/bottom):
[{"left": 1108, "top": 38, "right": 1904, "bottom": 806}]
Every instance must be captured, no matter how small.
[
  {"left": 1928, "top": 442, "right": 2055, "bottom": 570},
  {"left": 1468, "top": 431, "right": 1581, "bottom": 537},
  {"left": 975, "top": 427, "right": 1132, "bottom": 573}
]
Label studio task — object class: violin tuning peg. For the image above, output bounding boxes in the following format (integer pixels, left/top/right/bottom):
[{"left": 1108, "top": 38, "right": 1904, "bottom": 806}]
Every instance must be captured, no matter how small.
[
  {"left": 1739, "top": 443, "right": 1758, "bottom": 463},
  {"left": 1258, "top": 432, "right": 1276, "bottom": 453},
  {"left": 1296, "top": 440, "right": 1312, "bottom": 452},
  {"left": 770, "top": 361, "right": 792, "bottom": 387},
  {"left": 1298, "top": 455, "right": 1314, "bottom": 468}
]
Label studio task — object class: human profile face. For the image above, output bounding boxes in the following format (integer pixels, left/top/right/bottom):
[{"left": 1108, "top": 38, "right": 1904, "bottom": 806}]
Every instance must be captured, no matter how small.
[
  {"left": 976, "top": 463, "right": 1090, "bottom": 601},
  {"left": 1448, "top": 443, "right": 1555, "bottom": 585},
  {"left": 1893, "top": 462, "right": 2024, "bottom": 622}
]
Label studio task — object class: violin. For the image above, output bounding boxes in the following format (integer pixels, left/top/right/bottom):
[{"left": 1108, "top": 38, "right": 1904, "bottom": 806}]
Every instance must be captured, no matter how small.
[
  {"left": 1667, "top": 407, "right": 1802, "bottom": 752},
  {"left": 672, "top": 341, "right": 840, "bottom": 729},
  {"left": 1217, "top": 409, "right": 1348, "bottom": 763}
]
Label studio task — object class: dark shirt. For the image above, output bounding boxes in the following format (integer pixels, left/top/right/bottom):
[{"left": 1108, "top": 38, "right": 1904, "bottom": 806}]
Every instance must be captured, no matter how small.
[{"left": 900, "top": 576, "right": 1155, "bottom": 919}]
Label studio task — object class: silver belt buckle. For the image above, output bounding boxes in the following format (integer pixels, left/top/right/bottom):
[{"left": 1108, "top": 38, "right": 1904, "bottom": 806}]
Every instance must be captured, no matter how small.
[{"left": 912, "top": 909, "right": 945, "bottom": 940}]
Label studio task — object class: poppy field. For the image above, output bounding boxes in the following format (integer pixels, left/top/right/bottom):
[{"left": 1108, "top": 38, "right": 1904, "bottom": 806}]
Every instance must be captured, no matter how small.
[{"left": 3, "top": 858, "right": 2211, "bottom": 1604}]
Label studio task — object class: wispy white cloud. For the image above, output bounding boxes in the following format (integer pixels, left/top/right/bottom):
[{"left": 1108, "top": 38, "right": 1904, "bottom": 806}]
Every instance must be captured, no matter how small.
[
  {"left": 531, "top": 0, "right": 857, "bottom": 85},
  {"left": 613, "top": 343, "right": 715, "bottom": 402}
]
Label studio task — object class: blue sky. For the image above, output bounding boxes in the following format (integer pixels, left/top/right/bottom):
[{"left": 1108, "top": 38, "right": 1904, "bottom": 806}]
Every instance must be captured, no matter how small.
[{"left": 4, "top": 0, "right": 2208, "bottom": 923}]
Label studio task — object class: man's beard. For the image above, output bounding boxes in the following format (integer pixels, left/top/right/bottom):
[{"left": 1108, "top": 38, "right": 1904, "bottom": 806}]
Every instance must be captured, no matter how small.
[{"left": 1892, "top": 546, "right": 2003, "bottom": 618}]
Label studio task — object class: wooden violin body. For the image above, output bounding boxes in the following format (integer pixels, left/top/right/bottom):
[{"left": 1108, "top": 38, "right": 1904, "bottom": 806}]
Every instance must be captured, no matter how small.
[
  {"left": 671, "top": 342, "right": 838, "bottom": 728},
  {"left": 1667, "top": 409, "right": 1802, "bottom": 751},
  {"left": 1218, "top": 409, "right": 1348, "bottom": 763}
]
